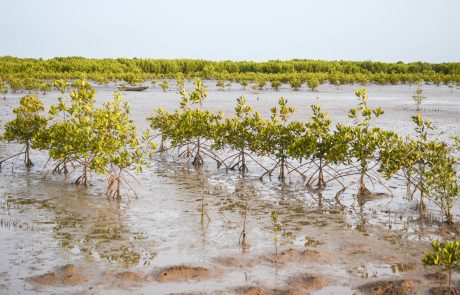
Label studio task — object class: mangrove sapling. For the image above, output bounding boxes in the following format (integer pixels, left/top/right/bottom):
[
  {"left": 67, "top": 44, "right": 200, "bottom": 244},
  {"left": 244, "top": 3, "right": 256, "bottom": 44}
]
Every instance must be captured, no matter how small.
[
  {"left": 307, "top": 77, "right": 320, "bottom": 92},
  {"left": 178, "top": 109, "right": 222, "bottom": 166},
  {"left": 409, "top": 114, "right": 436, "bottom": 215},
  {"left": 216, "top": 80, "right": 225, "bottom": 91},
  {"left": 92, "top": 93, "right": 150, "bottom": 198},
  {"left": 379, "top": 136, "right": 418, "bottom": 199},
  {"left": 0, "top": 81, "right": 8, "bottom": 99},
  {"left": 2, "top": 95, "right": 48, "bottom": 167},
  {"left": 257, "top": 79, "right": 267, "bottom": 90},
  {"left": 178, "top": 79, "right": 216, "bottom": 166},
  {"left": 159, "top": 80, "right": 169, "bottom": 92},
  {"left": 50, "top": 79, "right": 72, "bottom": 174},
  {"left": 256, "top": 97, "right": 303, "bottom": 181},
  {"left": 214, "top": 96, "right": 264, "bottom": 174},
  {"left": 240, "top": 80, "right": 248, "bottom": 90},
  {"left": 23, "top": 78, "right": 41, "bottom": 94},
  {"left": 9, "top": 78, "right": 23, "bottom": 93},
  {"left": 147, "top": 108, "right": 177, "bottom": 154},
  {"left": 288, "top": 76, "right": 302, "bottom": 91},
  {"left": 340, "top": 88, "right": 385, "bottom": 199},
  {"left": 332, "top": 79, "right": 341, "bottom": 90},
  {"left": 447, "top": 82, "right": 455, "bottom": 93},
  {"left": 412, "top": 84, "right": 426, "bottom": 111},
  {"left": 39, "top": 79, "right": 99, "bottom": 186},
  {"left": 271, "top": 80, "right": 281, "bottom": 91},
  {"left": 225, "top": 81, "right": 232, "bottom": 91},
  {"left": 54, "top": 79, "right": 71, "bottom": 96},
  {"left": 423, "top": 240, "right": 460, "bottom": 293},
  {"left": 290, "top": 103, "right": 347, "bottom": 190},
  {"left": 40, "top": 81, "right": 53, "bottom": 95},
  {"left": 152, "top": 78, "right": 223, "bottom": 167},
  {"left": 176, "top": 73, "right": 185, "bottom": 90},
  {"left": 424, "top": 141, "right": 459, "bottom": 224}
]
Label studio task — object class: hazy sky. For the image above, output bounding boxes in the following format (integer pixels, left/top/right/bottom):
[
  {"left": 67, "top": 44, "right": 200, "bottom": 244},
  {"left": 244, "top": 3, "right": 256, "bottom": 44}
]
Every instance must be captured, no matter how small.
[{"left": 1, "top": 0, "right": 459, "bottom": 62}]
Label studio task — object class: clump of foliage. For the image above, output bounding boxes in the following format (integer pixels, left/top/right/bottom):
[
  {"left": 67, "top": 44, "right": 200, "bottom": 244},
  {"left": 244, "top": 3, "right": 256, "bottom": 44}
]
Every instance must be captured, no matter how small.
[
  {"left": 214, "top": 96, "right": 262, "bottom": 173},
  {"left": 256, "top": 79, "right": 267, "bottom": 90},
  {"left": 271, "top": 80, "right": 281, "bottom": 91},
  {"left": 423, "top": 139, "right": 459, "bottom": 224},
  {"left": 291, "top": 103, "right": 347, "bottom": 189},
  {"left": 423, "top": 240, "right": 460, "bottom": 292},
  {"left": 255, "top": 97, "right": 303, "bottom": 181},
  {"left": 379, "top": 114, "right": 459, "bottom": 222},
  {"left": 92, "top": 93, "right": 149, "bottom": 197},
  {"left": 307, "top": 77, "right": 320, "bottom": 91},
  {"left": 216, "top": 80, "right": 225, "bottom": 91},
  {"left": 40, "top": 79, "right": 99, "bottom": 185},
  {"left": 176, "top": 73, "right": 185, "bottom": 89},
  {"left": 148, "top": 78, "right": 222, "bottom": 167},
  {"left": 336, "top": 88, "right": 386, "bottom": 199},
  {"left": 40, "top": 81, "right": 53, "bottom": 94},
  {"left": 2, "top": 95, "right": 48, "bottom": 167},
  {"left": 160, "top": 80, "right": 169, "bottom": 92},
  {"left": 0, "top": 80, "right": 8, "bottom": 99},
  {"left": 35, "top": 79, "right": 148, "bottom": 197},
  {"left": 240, "top": 79, "right": 248, "bottom": 90},
  {"left": 289, "top": 76, "right": 302, "bottom": 91}
]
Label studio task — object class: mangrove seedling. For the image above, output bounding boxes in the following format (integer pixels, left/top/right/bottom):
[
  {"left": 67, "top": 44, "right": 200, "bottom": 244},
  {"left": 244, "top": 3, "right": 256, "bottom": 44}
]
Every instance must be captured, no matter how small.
[
  {"left": 271, "top": 211, "right": 280, "bottom": 256},
  {"left": 423, "top": 240, "right": 460, "bottom": 293},
  {"left": 412, "top": 84, "right": 426, "bottom": 111}
]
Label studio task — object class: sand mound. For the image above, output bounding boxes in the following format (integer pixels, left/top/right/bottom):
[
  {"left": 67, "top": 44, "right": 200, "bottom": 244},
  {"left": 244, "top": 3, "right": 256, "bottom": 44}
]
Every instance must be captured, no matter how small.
[
  {"left": 116, "top": 271, "right": 147, "bottom": 282},
  {"left": 359, "top": 280, "right": 418, "bottom": 295},
  {"left": 156, "top": 265, "right": 212, "bottom": 282},
  {"left": 29, "top": 264, "right": 88, "bottom": 286},
  {"left": 234, "top": 286, "right": 271, "bottom": 295}
]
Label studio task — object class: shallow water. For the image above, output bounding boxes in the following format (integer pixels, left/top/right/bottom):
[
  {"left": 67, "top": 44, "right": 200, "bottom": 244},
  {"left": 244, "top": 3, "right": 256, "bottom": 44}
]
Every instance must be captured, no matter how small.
[{"left": 0, "top": 83, "right": 459, "bottom": 294}]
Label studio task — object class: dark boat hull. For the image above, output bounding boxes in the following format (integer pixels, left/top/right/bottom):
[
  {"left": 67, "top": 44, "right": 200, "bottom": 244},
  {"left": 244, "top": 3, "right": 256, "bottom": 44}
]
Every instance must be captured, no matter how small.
[{"left": 117, "top": 85, "right": 149, "bottom": 91}]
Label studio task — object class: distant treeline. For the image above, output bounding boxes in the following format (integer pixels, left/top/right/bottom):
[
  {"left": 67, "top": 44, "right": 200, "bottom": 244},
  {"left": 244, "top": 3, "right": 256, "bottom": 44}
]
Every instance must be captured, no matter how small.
[{"left": 1, "top": 56, "right": 460, "bottom": 86}]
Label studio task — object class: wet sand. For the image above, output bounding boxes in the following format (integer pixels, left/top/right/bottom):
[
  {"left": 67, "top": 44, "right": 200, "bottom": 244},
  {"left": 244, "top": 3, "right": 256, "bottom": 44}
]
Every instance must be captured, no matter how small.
[{"left": 0, "top": 82, "right": 459, "bottom": 294}]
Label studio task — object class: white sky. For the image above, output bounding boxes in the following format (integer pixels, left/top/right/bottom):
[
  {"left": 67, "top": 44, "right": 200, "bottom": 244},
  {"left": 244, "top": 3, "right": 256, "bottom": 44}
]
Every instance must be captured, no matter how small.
[{"left": 1, "top": 0, "right": 459, "bottom": 62}]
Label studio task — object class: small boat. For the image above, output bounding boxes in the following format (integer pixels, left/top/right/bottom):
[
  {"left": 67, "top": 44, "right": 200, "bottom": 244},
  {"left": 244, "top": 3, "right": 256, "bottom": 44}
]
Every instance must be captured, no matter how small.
[{"left": 117, "top": 85, "right": 149, "bottom": 91}]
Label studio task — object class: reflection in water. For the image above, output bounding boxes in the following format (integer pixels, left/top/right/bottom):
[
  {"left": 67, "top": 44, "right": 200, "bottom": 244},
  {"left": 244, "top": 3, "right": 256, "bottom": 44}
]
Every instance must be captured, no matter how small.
[
  {"left": 52, "top": 196, "right": 157, "bottom": 268},
  {"left": 1, "top": 184, "right": 156, "bottom": 268}
]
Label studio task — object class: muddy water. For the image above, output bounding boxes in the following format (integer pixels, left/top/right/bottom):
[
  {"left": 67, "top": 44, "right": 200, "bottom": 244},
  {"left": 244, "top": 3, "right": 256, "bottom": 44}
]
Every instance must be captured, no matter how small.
[{"left": 0, "top": 83, "right": 459, "bottom": 294}]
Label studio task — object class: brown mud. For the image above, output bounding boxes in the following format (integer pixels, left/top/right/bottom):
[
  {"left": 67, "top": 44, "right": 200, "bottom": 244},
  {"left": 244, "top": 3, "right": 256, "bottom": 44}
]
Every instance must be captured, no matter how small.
[{"left": 1, "top": 83, "right": 460, "bottom": 294}]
